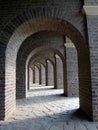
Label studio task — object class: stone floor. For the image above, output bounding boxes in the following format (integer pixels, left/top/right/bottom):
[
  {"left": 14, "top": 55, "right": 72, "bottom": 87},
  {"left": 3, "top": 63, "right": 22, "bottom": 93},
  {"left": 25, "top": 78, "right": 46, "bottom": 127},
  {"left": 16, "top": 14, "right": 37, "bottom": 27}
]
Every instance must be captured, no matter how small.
[{"left": 0, "top": 84, "right": 98, "bottom": 130}]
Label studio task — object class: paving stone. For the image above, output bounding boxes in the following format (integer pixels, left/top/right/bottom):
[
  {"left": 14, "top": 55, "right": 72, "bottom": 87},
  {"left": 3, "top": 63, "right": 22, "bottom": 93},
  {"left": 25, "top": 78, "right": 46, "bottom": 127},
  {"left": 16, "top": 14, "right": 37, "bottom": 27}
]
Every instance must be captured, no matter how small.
[
  {"left": 85, "top": 123, "right": 98, "bottom": 130},
  {"left": 74, "top": 122, "right": 87, "bottom": 130},
  {"left": 0, "top": 85, "right": 98, "bottom": 130},
  {"left": 64, "top": 122, "right": 75, "bottom": 130},
  {"left": 50, "top": 122, "right": 64, "bottom": 130}
]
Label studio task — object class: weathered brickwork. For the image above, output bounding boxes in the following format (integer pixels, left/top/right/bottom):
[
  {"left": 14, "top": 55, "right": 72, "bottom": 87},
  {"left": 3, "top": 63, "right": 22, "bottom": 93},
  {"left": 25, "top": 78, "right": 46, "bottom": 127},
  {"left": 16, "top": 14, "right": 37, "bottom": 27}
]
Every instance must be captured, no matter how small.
[
  {"left": 84, "top": 0, "right": 98, "bottom": 5},
  {"left": 55, "top": 55, "right": 64, "bottom": 89},
  {"left": 47, "top": 60, "right": 54, "bottom": 86},
  {"left": 0, "top": 0, "right": 97, "bottom": 122},
  {"left": 29, "top": 68, "right": 33, "bottom": 86},
  {"left": 41, "top": 64, "right": 46, "bottom": 85},
  {"left": 66, "top": 47, "right": 79, "bottom": 97},
  {"left": 86, "top": 15, "right": 98, "bottom": 121},
  {"left": 0, "top": 0, "right": 84, "bottom": 35},
  {"left": 34, "top": 66, "right": 39, "bottom": 84}
]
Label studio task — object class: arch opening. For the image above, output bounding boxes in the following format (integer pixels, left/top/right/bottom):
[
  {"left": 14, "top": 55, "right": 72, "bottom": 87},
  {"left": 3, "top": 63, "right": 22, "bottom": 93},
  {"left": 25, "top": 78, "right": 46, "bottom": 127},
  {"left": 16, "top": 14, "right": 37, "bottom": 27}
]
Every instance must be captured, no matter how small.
[{"left": 0, "top": 15, "right": 91, "bottom": 120}]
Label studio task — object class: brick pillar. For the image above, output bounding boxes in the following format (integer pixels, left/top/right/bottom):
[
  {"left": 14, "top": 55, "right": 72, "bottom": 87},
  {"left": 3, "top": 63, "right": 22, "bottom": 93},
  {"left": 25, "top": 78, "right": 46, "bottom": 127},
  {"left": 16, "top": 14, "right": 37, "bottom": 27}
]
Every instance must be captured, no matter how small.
[
  {"left": 54, "top": 56, "right": 57, "bottom": 89},
  {"left": 35, "top": 66, "right": 39, "bottom": 84},
  {"left": 41, "top": 64, "right": 46, "bottom": 85},
  {"left": 45, "top": 60, "right": 48, "bottom": 86},
  {"left": 55, "top": 54, "right": 63, "bottom": 89},
  {"left": 65, "top": 38, "right": 79, "bottom": 96},
  {"left": 32, "top": 69, "right": 33, "bottom": 84},
  {"left": 0, "top": 60, "right": 5, "bottom": 120},
  {"left": 84, "top": 5, "right": 98, "bottom": 121},
  {"left": 33, "top": 68, "right": 35, "bottom": 84},
  {"left": 27, "top": 67, "right": 32, "bottom": 90},
  {"left": 39, "top": 65, "right": 41, "bottom": 85},
  {"left": 47, "top": 60, "right": 54, "bottom": 86},
  {"left": 29, "top": 68, "right": 33, "bottom": 86}
]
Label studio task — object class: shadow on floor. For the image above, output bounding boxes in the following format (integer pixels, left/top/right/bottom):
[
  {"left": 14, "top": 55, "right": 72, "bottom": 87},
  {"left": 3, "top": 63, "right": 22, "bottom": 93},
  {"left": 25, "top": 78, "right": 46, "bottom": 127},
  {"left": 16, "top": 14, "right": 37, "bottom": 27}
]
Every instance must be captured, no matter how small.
[
  {"left": 17, "top": 92, "right": 76, "bottom": 105},
  {"left": 72, "top": 108, "right": 91, "bottom": 121},
  {"left": 0, "top": 109, "right": 93, "bottom": 130}
]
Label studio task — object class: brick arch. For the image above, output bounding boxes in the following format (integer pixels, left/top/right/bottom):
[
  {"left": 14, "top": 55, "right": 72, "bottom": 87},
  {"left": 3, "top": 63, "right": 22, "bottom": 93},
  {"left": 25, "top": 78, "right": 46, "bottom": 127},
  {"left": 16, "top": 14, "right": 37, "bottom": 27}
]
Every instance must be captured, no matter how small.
[
  {"left": 31, "top": 62, "right": 46, "bottom": 85},
  {"left": 16, "top": 31, "right": 65, "bottom": 98},
  {"left": 0, "top": 15, "right": 91, "bottom": 120},
  {"left": 30, "top": 56, "right": 55, "bottom": 88},
  {"left": 32, "top": 62, "right": 46, "bottom": 72},
  {"left": 29, "top": 56, "right": 55, "bottom": 67},
  {"left": 23, "top": 45, "right": 66, "bottom": 98},
  {"left": 29, "top": 56, "right": 55, "bottom": 89},
  {"left": 0, "top": 5, "right": 84, "bottom": 36},
  {"left": 31, "top": 60, "right": 48, "bottom": 86},
  {"left": 27, "top": 45, "right": 65, "bottom": 63}
]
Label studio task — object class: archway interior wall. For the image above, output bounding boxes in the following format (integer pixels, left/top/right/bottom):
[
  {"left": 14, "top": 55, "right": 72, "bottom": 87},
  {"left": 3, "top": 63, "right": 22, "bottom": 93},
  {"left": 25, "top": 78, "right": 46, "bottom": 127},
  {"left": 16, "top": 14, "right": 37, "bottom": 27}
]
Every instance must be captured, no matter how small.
[
  {"left": 55, "top": 55, "right": 64, "bottom": 89},
  {"left": 65, "top": 38, "right": 79, "bottom": 96},
  {"left": 41, "top": 64, "right": 46, "bottom": 85},
  {"left": 84, "top": 6, "right": 98, "bottom": 120},
  {"left": 66, "top": 46, "right": 79, "bottom": 96},
  {"left": 47, "top": 60, "right": 54, "bottom": 86},
  {"left": 34, "top": 66, "right": 39, "bottom": 84}
]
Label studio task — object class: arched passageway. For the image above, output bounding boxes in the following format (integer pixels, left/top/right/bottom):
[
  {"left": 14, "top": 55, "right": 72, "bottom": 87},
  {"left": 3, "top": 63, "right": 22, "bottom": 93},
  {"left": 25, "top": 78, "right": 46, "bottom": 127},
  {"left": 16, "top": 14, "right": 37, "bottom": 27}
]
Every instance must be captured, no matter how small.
[
  {"left": 27, "top": 48, "right": 65, "bottom": 92},
  {"left": 0, "top": 10, "right": 92, "bottom": 121}
]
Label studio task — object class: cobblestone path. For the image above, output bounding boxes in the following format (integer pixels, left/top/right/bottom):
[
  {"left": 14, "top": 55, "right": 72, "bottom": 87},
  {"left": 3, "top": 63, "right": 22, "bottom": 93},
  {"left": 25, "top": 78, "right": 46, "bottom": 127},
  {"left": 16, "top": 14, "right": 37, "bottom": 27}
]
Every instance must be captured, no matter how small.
[{"left": 0, "top": 85, "right": 98, "bottom": 130}]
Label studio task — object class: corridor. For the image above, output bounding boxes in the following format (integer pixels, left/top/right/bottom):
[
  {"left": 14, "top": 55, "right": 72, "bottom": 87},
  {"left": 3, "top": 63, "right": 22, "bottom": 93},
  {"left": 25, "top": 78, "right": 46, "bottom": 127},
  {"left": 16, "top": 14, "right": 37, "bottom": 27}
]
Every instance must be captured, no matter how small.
[{"left": 0, "top": 85, "right": 98, "bottom": 130}]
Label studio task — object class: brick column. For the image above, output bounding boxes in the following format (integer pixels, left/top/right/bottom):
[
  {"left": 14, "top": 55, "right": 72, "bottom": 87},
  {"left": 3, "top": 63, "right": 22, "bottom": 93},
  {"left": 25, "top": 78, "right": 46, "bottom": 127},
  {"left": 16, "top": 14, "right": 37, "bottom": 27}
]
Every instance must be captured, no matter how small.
[
  {"left": 29, "top": 68, "right": 33, "bottom": 86},
  {"left": 65, "top": 37, "right": 79, "bottom": 96},
  {"left": 28, "top": 67, "right": 33, "bottom": 90},
  {"left": 32, "top": 69, "right": 33, "bottom": 84},
  {"left": 33, "top": 68, "right": 35, "bottom": 84},
  {"left": 35, "top": 66, "right": 39, "bottom": 84},
  {"left": 41, "top": 64, "right": 45, "bottom": 85},
  {"left": 54, "top": 56, "right": 57, "bottom": 89},
  {"left": 45, "top": 60, "right": 48, "bottom": 86},
  {"left": 39, "top": 65, "right": 41, "bottom": 85},
  {"left": 84, "top": 5, "right": 98, "bottom": 121},
  {"left": 55, "top": 54, "right": 63, "bottom": 89},
  {"left": 47, "top": 60, "right": 54, "bottom": 86}
]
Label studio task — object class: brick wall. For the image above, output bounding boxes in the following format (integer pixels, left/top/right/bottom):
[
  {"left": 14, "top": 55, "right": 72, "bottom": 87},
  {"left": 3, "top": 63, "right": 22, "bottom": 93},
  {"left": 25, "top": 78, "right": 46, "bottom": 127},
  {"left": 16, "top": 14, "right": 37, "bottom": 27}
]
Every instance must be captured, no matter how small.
[
  {"left": 86, "top": 14, "right": 98, "bottom": 121},
  {"left": 34, "top": 66, "right": 39, "bottom": 84},
  {"left": 66, "top": 44, "right": 79, "bottom": 97},
  {"left": 41, "top": 64, "right": 46, "bottom": 85},
  {"left": 0, "top": 0, "right": 84, "bottom": 35},
  {"left": 84, "top": 0, "right": 98, "bottom": 5},
  {"left": 32, "top": 68, "right": 35, "bottom": 84},
  {"left": 29, "top": 68, "right": 33, "bottom": 86},
  {"left": 47, "top": 60, "right": 54, "bottom": 86},
  {"left": 55, "top": 55, "right": 64, "bottom": 89}
]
